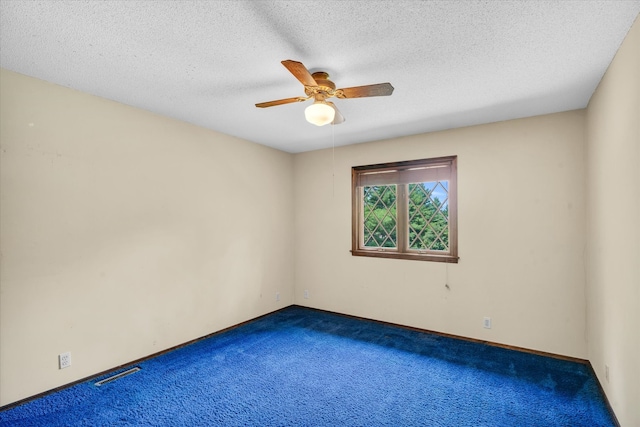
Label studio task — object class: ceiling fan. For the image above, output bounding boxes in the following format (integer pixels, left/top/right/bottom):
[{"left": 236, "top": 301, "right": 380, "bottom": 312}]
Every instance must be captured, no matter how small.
[{"left": 256, "top": 60, "right": 394, "bottom": 126}]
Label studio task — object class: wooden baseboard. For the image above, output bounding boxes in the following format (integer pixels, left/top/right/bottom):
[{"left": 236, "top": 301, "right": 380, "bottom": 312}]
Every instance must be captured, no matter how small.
[
  {"left": 297, "top": 304, "right": 620, "bottom": 425},
  {"left": 297, "top": 305, "right": 589, "bottom": 364},
  {"left": 1, "top": 303, "right": 620, "bottom": 427},
  {"left": 585, "top": 362, "right": 621, "bottom": 427},
  {"left": 0, "top": 306, "right": 291, "bottom": 411}
]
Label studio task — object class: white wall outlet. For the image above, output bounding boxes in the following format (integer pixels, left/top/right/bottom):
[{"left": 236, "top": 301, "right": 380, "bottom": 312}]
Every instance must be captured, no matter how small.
[
  {"left": 59, "top": 352, "right": 71, "bottom": 369},
  {"left": 483, "top": 317, "right": 492, "bottom": 329},
  {"left": 304, "top": 290, "right": 309, "bottom": 299},
  {"left": 275, "top": 292, "right": 280, "bottom": 301},
  {"left": 605, "top": 365, "right": 610, "bottom": 382}
]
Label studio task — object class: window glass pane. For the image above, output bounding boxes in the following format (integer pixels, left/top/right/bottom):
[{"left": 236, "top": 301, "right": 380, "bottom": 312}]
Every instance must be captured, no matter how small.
[
  {"left": 408, "top": 181, "right": 449, "bottom": 251},
  {"left": 352, "top": 156, "right": 457, "bottom": 262},
  {"left": 363, "top": 185, "right": 397, "bottom": 248}
]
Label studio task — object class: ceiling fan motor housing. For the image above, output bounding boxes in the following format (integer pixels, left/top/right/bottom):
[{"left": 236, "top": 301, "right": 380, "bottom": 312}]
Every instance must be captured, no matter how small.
[
  {"left": 255, "top": 60, "right": 393, "bottom": 120},
  {"left": 306, "top": 72, "right": 336, "bottom": 100}
]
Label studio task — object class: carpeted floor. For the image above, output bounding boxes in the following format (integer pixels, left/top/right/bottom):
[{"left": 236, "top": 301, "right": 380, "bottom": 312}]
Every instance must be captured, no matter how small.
[{"left": 0, "top": 306, "right": 615, "bottom": 426}]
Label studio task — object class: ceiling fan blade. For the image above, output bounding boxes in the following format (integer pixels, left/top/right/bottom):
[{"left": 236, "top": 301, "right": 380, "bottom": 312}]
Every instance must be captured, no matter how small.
[
  {"left": 327, "top": 102, "right": 345, "bottom": 125},
  {"left": 255, "top": 96, "right": 308, "bottom": 108},
  {"left": 337, "top": 82, "right": 394, "bottom": 99},
  {"left": 281, "top": 60, "right": 318, "bottom": 87}
]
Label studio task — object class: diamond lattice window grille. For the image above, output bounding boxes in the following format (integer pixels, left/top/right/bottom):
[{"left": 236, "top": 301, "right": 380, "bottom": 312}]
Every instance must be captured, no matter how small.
[
  {"left": 363, "top": 185, "right": 397, "bottom": 248},
  {"left": 352, "top": 155, "right": 458, "bottom": 263},
  {"left": 408, "top": 181, "right": 449, "bottom": 251}
]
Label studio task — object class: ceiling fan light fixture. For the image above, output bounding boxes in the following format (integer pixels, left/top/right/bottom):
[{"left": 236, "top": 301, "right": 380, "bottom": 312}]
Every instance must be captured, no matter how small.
[
  {"left": 256, "top": 60, "right": 393, "bottom": 126},
  {"left": 305, "top": 101, "right": 335, "bottom": 126}
]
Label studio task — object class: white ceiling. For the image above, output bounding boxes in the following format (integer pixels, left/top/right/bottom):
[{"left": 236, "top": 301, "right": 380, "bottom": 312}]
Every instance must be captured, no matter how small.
[{"left": 1, "top": 1, "right": 639, "bottom": 153}]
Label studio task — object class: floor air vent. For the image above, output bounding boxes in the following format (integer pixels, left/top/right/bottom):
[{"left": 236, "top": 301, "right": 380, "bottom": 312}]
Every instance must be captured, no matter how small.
[{"left": 95, "top": 367, "right": 141, "bottom": 386}]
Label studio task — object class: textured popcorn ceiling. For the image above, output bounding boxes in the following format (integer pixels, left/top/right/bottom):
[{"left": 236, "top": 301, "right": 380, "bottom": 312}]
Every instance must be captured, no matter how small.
[{"left": 1, "top": 1, "right": 639, "bottom": 153}]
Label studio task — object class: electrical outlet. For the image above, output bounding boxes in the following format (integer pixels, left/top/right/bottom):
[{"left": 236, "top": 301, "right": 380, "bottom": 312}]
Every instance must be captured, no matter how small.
[
  {"left": 605, "top": 365, "right": 609, "bottom": 382},
  {"left": 59, "top": 352, "right": 71, "bottom": 369},
  {"left": 304, "top": 290, "right": 309, "bottom": 299},
  {"left": 483, "top": 317, "right": 492, "bottom": 329},
  {"left": 276, "top": 292, "right": 280, "bottom": 301}
]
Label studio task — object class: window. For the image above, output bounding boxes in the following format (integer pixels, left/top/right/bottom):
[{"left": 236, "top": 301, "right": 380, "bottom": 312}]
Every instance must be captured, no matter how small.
[{"left": 351, "top": 156, "right": 458, "bottom": 263}]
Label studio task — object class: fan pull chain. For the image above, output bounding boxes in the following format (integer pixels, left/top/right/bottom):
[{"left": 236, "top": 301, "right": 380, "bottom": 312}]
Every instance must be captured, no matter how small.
[{"left": 332, "top": 123, "right": 336, "bottom": 198}]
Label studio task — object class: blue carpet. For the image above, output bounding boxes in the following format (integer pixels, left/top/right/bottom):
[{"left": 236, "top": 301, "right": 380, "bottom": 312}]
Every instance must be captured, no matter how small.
[{"left": 0, "top": 306, "right": 615, "bottom": 426}]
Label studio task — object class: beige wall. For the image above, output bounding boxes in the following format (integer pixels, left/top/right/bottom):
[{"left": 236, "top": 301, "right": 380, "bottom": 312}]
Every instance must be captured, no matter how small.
[
  {"left": 2, "top": 17, "right": 638, "bottom": 422},
  {"left": 0, "top": 69, "right": 294, "bottom": 405},
  {"left": 294, "top": 110, "right": 587, "bottom": 359},
  {"left": 585, "top": 16, "right": 640, "bottom": 427}
]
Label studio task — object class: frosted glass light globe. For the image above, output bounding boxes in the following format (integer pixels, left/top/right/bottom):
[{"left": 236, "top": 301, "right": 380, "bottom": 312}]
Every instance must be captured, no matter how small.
[{"left": 305, "top": 102, "right": 335, "bottom": 126}]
